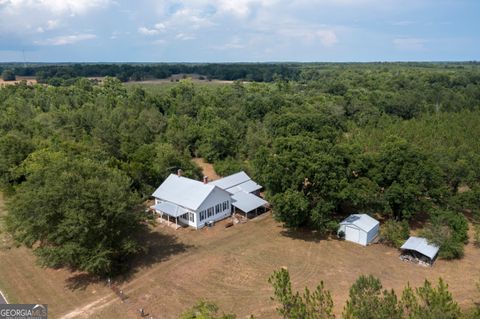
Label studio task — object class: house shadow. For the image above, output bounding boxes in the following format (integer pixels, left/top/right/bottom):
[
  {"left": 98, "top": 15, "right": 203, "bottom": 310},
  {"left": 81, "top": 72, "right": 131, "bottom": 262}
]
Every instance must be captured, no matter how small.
[
  {"left": 279, "top": 227, "right": 331, "bottom": 243},
  {"left": 65, "top": 223, "right": 192, "bottom": 291}
]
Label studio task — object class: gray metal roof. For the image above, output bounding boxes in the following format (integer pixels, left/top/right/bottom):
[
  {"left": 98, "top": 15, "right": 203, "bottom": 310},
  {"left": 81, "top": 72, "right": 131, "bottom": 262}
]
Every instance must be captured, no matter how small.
[
  {"left": 210, "top": 171, "right": 252, "bottom": 190},
  {"left": 231, "top": 191, "right": 268, "bottom": 213},
  {"left": 226, "top": 180, "right": 262, "bottom": 194},
  {"left": 401, "top": 236, "right": 439, "bottom": 260},
  {"left": 152, "top": 174, "right": 216, "bottom": 211},
  {"left": 150, "top": 202, "right": 187, "bottom": 218},
  {"left": 340, "top": 214, "right": 379, "bottom": 232}
]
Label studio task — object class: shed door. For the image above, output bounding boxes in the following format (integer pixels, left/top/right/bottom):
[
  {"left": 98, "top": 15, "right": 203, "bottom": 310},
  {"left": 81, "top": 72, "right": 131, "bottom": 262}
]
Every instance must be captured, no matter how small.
[{"left": 345, "top": 226, "right": 360, "bottom": 243}]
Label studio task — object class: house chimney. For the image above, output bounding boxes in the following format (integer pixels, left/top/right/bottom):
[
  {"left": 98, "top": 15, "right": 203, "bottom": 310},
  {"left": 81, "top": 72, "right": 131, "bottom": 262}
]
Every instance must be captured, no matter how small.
[
  {"left": 203, "top": 176, "right": 209, "bottom": 184},
  {"left": 177, "top": 169, "right": 183, "bottom": 177}
]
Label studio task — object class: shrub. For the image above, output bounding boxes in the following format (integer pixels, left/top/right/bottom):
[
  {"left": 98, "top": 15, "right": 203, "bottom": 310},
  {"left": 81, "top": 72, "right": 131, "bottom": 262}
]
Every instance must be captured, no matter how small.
[
  {"left": 380, "top": 220, "right": 410, "bottom": 248},
  {"left": 420, "top": 210, "right": 468, "bottom": 259},
  {"left": 2, "top": 69, "right": 16, "bottom": 81},
  {"left": 180, "top": 300, "right": 236, "bottom": 319},
  {"left": 268, "top": 268, "right": 335, "bottom": 319}
]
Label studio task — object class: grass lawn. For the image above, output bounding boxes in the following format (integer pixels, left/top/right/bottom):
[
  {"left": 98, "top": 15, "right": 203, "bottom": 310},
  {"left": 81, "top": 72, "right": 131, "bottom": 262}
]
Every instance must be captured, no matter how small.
[{"left": 1, "top": 191, "right": 479, "bottom": 318}]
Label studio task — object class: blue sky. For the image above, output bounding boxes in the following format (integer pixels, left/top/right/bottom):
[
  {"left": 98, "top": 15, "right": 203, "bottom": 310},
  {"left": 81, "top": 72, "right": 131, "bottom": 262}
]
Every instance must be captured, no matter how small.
[{"left": 0, "top": 0, "right": 478, "bottom": 62}]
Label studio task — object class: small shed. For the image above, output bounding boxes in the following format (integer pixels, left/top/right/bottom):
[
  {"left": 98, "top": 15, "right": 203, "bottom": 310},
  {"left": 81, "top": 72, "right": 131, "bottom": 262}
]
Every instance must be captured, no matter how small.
[
  {"left": 400, "top": 236, "right": 439, "bottom": 266},
  {"left": 338, "top": 214, "right": 380, "bottom": 246}
]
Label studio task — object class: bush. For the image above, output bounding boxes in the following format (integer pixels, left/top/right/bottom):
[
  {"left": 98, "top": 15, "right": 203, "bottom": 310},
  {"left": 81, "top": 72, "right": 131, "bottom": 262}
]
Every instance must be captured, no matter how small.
[
  {"left": 180, "top": 300, "right": 236, "bottom": 319},
  {"left": 420, "top": 210, "right": 468, "bottom": 259},
  {"left": 380, "top": 219, "right": 410, "bottom": 248},
  {"left": 2, "top": 69, "right": 16, "bottom": 81}
]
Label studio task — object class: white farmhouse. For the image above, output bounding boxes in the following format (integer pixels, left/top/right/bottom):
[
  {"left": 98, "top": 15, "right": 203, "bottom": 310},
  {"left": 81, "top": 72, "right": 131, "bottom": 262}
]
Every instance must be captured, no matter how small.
[
  {"left": 338, "top": 214, "right": 380, "bottom": 246},
  {"left": 151, "top": 171, "right": 268, "bottom": 229}
]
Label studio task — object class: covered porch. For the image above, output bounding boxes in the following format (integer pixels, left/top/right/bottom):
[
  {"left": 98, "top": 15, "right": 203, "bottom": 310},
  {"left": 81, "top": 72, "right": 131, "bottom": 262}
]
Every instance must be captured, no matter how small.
[
  {"left": 231, "top": 191, "right": 269, "bottom": 218},
  {"left": 150, "top": 201, "right": 188, "bottom": 230}
]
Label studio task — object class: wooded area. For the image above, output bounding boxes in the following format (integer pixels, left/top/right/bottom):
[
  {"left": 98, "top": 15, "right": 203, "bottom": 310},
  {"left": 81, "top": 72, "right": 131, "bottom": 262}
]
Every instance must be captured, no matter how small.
[{"left": 1, "top": 62, "right": 480, "bottom": 276}]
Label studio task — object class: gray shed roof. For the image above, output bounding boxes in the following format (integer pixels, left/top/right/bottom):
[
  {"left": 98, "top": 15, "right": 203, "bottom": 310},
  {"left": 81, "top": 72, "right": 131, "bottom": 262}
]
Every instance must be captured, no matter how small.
[
  {"left": 210, "top": 171, "right": 252, "bottom": 190},
  {"left": 340, "top": 214, "right": 379, "bottom": 232},
  {"left": 401, "top": 236, "right": 439, "bottom": 260},
  {"left": 231, "top": 191, "right": 268, "bottom": 213},
  {"left": 152, "top": 174, "right": 217, "bottom": 211},
  {"left": 150, "top": 202, "right": 187, "bottom": 218}
]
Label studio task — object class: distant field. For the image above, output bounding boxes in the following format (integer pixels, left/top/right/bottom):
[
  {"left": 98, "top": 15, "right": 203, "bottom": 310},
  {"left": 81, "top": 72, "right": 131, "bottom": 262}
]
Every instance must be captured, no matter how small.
[
  {"left": 1, "top": 187, "right": 479, "bottom": 318},
  {"left": 0, "top": 76, "right": 37, "bottom": 85}
]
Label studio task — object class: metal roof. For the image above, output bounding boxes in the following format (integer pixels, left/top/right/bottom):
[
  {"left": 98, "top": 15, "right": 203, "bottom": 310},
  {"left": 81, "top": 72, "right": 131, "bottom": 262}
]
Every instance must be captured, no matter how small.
[
  {"left": 210, "top": 171, "right": 252, "bottom": 190},
  {"left": 150, "top": 202, "right": 187, "bottom": 218},
  {"left": 152, "top": 174, "right": 216, "bottom": 211},
  {"left": 340, "top": 214, "right": 379, "bottom": 232},
  {"left": 231, "top": 191, "right": 268, "bottom": 213},
  {"left": 401, "top": 236, "right": 439, "bottom": 260},
  {"left": 226, "top": 180, "right": 263, "bottom": 194}
]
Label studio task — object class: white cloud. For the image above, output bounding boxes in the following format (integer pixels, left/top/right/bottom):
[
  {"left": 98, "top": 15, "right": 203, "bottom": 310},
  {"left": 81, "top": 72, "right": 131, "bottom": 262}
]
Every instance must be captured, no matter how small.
[
  {"left": 393, "top": 37, "right": 426, "bottom": 50},
  {"left": 0, "top": 0, "right": 111, "bottom": 37},
  {"left": 316, "top": 30, "right": 338, "bottom": 46},
  {"left": 35, "top": 33, "right": 97, "bottom": 45},
  {"left": 175, "top": 33, "right": 195, "bottom": 40},
  {"left": 2, "top": 0, "right": 111, "bottom": 16},
  {"left": 276, "top": 24, "right": 340, "bottom": 47},
  {"left": 211, "top": 36, "right": 246, "bottom": 50},
  {"left": 46, "top": 19, "right": 60, "bottom": 29},
  {"left": 138, "top": 27, "right": 160, "bottom": 35}
]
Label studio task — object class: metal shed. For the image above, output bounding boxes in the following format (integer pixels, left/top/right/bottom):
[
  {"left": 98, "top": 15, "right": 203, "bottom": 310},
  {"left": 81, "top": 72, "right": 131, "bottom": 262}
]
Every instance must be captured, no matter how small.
[
  {"left": 338, "top": 214, "right": 380, "bottom": 246},
  {"left": 400, "top": 236, "right": 439, "bottom": 265}
]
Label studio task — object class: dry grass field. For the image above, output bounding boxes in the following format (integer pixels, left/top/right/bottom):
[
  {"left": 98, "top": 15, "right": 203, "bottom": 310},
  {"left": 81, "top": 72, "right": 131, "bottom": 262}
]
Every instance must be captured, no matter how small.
[
  {"left": 0, "top": 76, "right": 37, "bottom": 85},
  {"left": 1, "top": 181, "right": 480, "bottom": 318}
]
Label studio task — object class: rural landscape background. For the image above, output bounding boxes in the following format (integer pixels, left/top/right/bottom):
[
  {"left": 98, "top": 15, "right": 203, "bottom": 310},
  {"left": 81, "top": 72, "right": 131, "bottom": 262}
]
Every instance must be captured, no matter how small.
[{"left": 1, "top": 0, "right": 480, "bottom": 319}]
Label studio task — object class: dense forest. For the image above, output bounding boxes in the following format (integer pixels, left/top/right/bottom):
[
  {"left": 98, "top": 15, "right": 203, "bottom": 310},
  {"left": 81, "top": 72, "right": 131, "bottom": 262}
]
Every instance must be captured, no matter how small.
[{"left": 1, "top": 63, "right": 480, "bottom": 276}]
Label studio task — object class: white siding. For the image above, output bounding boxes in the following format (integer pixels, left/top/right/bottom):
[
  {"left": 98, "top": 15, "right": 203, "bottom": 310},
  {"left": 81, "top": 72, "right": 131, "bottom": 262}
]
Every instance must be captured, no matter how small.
[
  {"left": 367, "top": 224, "right": 379, "bottom": 244},
  {"left": 195, "top": 187, "right": 232, "bottom": 229},
  {"left": 345, "top": 226, "right": 360, "bottom": 243},
  {"left": 358, "top": 229, "right": 368, "bottom": 246}
]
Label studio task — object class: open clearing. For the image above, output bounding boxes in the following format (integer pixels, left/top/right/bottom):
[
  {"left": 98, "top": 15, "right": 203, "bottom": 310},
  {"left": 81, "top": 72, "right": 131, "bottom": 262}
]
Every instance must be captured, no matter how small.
[
  {"left": 85, "top": 216, "right": 480, "bottom": 318},
  {"left": 0, "top": 76, "right": 37, "bottom": 85},
  {"left": 1, "top": 185, "right": 480, "bottom": 318}
]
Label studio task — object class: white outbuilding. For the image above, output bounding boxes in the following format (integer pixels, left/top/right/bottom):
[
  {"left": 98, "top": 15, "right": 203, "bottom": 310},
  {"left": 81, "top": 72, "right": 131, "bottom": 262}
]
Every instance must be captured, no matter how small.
[{"left": 338, "top": 214, "right": 380, "bottom": 246}]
